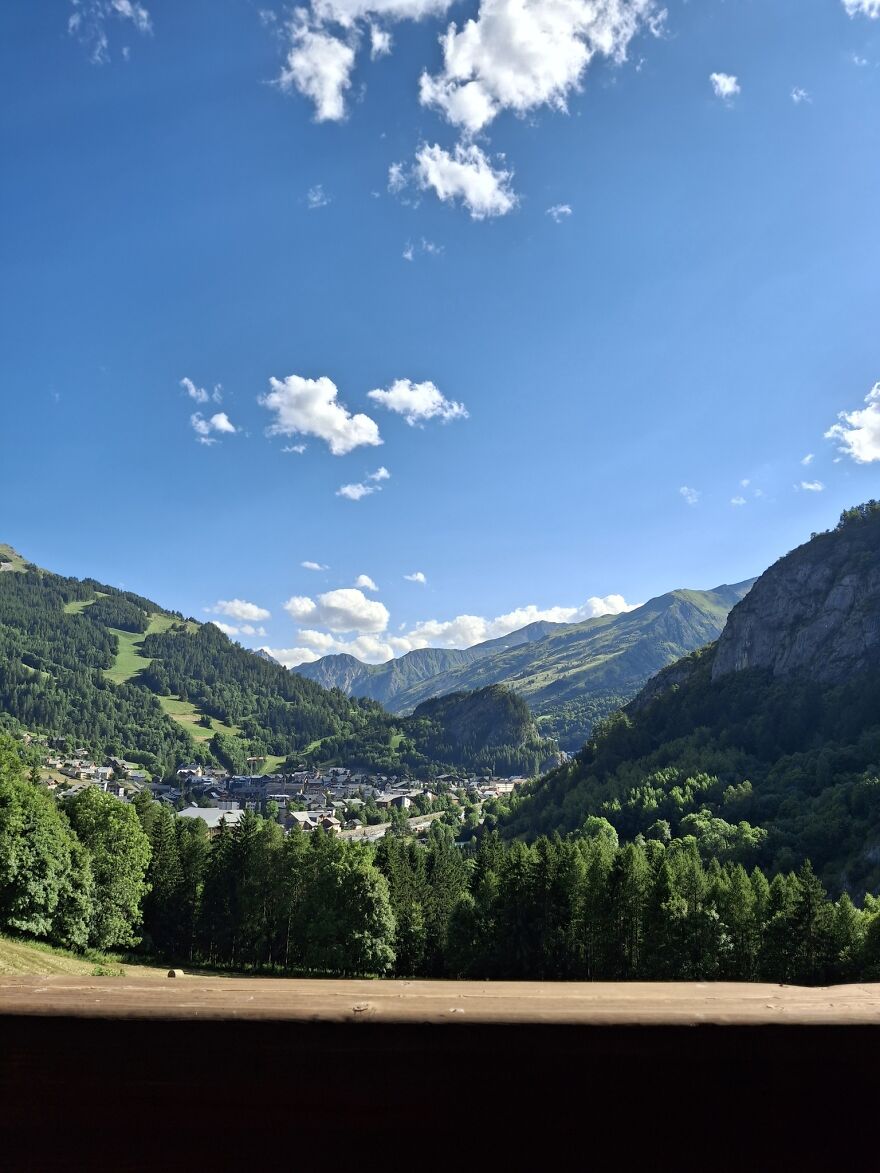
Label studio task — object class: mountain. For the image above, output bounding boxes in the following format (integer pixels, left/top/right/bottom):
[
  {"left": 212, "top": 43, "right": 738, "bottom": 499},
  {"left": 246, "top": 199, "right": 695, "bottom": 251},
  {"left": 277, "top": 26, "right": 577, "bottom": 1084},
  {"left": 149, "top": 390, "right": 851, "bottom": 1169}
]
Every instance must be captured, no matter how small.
[
  {"left": 296, "top": 584, "right": 754, "bottom": 750},
  {"left": 497, "top": 502, "right": 880, "bottom": 893},
  {"left": 0, "top": 546, "right": 555, "bottom": 778},
  {"left": 296, "top": 621, "right": 560, "bottom": 706}
]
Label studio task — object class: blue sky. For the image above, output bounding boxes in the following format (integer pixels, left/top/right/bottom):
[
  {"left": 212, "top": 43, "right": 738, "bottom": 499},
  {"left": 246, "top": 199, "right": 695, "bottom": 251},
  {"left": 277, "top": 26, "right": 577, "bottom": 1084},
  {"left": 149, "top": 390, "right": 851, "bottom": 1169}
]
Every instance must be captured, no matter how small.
[{"left": 2, "top": 0, "right": 879, "bottom": 665}]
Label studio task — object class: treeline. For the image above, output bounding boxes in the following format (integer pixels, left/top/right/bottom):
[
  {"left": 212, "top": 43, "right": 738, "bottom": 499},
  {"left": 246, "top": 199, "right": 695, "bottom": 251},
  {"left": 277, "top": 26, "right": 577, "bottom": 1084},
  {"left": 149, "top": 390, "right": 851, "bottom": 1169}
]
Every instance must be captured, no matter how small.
[
  {"left": 4, "top": 736, "right": 880, "bottom": 983},
  {"left": 498, "top": 651, "right": 880, "bottom": 895}
]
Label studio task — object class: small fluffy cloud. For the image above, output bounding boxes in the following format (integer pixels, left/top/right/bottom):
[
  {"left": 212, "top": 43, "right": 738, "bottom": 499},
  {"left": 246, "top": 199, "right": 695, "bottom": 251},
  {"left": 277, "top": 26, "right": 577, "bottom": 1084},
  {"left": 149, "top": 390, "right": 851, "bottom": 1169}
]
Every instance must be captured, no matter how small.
[
  {"left": 307, "top": 184, "right": 331, "bottom": 209},
  {"left": 799, "top": 481, "right": 825, "bottom": 492},
  {"left": 210, "top": 621, "right": 267, "bottom": 639},
  {"left": 404, "top": 571, "right": 427, "bottom": 583},
  {"left": 825, "top": 383, "right": 880, "bottom": 463},
  {"left": 283, "top": 588, "right": 390, "bottom": 633},
  {"left": 731, "top": 496, "right": 746, "bottom": 507},
  {"left": 277, "top": 15, "right": 356, "bottom": 122},
  {"left": 679, "top": 486, "right": 700, "bottom": 506},
  {"left": 301, "top": 561, "right": 329, "bottom": 571},
  {"left": 191, "top": 411, "right": 237, "bottom": 445},
  {"left": 355, "top": 574, "right": 379, "bottom": 590},
  {"left": 791, "top": 87, "right": 811, "bottom": 104},
  {"left": 801, "top": 453, "right": 815, "bottom": 466},
  {"left": 275, "top": 2, "right": 456, "bottom": 121},
  {"left": 69, "top": 0, "right": 152, "bottom": 63},
  {"left": 370, "top": 24, "right": 393, "bottom": 56},
  {"left": 403, "top": 238, "right": 444, "bottom": 261},
  {"left": 710, "top": 72, "right": 740, "bottom": 100},
  {"left": 388, "top": 161, "right": 408, "bottom": 193},
  {"left": 547, "top": 203, "right": 573, "bottom": 222},
  {"left": 283, "top": 443, "right": 307, "bottom": 454},
  {"left": 418, "top": 0, "right": 661, "bottom": 134},
  {"left": 181, "top": 376, "right": 222, "bottom": 405},
  {"left": 337, "top": 467, "right": 390, "bottom": 500},
  {"left": 415, "top": 142, "right": 517, "bottom": 219},
  {"left": 367, "top": 379, "right": 468, "bottom": 426},
  {"left": 260, "top": 374, "right": 382, "bottom": 456},
  {"left": 843, "top": 1, "right": 880, "bottom": 17},
  {"left": 208, "top": 599, "right": 272, "bottom": 622}
]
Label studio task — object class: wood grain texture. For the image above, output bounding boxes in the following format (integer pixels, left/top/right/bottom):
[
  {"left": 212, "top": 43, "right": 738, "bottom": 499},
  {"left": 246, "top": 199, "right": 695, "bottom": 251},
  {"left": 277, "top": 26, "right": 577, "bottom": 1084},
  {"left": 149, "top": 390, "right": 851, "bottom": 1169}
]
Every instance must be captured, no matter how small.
[{"left": 3, "top": 975, "right": 880, "bottom": 1025}]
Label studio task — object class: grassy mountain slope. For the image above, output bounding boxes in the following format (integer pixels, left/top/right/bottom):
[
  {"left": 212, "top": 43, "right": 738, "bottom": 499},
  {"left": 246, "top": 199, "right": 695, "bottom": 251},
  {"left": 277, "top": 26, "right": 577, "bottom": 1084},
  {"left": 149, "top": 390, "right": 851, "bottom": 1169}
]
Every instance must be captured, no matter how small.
[
  {"left": 298, "top": 583, "right": 753, "bottom": 750},
  {"left": 0, "top": 546, "right": 555, "bottom": 777},
  {"left": 496, "top": 504, "right": 880, "bottom": 894}
]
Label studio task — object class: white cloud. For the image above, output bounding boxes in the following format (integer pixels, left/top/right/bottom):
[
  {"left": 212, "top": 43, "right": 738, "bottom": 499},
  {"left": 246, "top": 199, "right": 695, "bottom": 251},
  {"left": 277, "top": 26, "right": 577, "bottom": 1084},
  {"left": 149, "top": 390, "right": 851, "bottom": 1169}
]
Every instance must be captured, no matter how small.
[
  {"left": 302, "top": 561, "right": 329, "bottom": 571},
  {"left": 731, "top": 496, "right": 746, "bottom": 507},
  {"left": 69, "top": 0, "right": 152, "bottom": 64},
  {"left": 398, "top": 595, "right": 637, "bottom": 651},
  {"left": 800, "top": 481, "right": 825, "bottom": 492},
  {"left": 182, "top": 377, "right": 208, "bottom": 404},
  {"left": 402, "top": 238, "right": 444, "bottom": 261},
  {"left": 370, "top": 24, "right": 393, "bottom": 57},
  {"left": 547, "top": 203, "right": 573, "bottom": 222},
  {"left": 801, "top": 453, "right": 815, "bottom": 466},
  {"left": 208, "top": 599, "right": 272, "bottom": 622},
  {"left": 210, "top": 620, "right": 267, "bottom": 638},
  {"left": 277, "top": 15, "right": 357, "bottom": 122},
  {"left": 283, "top": 443, "right": 308, "bottom": 454},
  {"left": 283, "top": 588, "right": 390, "bottom": 633},
  {"left": 419, "top": 0, "right": 661, "bottom": 134},
  {"left": 367, "top": 378, "right": 468, "bottom": 426},
  {"left": 388, "top": 161, "right": 408, "bottom": 193},
  {"left": 336, "top": 466, "right": 390, "bottom": 500},
  {"left": 740, "top": 478, "right": 750, "bottom": 487},
  {"left": 307, "top": 184, "right": 331, "bottom": 209},
  {"left": 260, "top": 374, "right": 382, "bottom": 455},
  {"left": 355, "top": 574, "right": 379, "bottom": 590},
  {"left": 825, "top": 383, "right": 880, "bottom": 463},
  {"left": 210, "top": 621, "right": 240, "bottom": 637},
  {"left": 414, "top": 142, "right": 517, "bottom": 219},
  {"left": 791, "top": 87, "right": 811, "bottom": 104},
  {"left": 404, "top": 571, "right": 427, "bottom": 583},
  {"left": 710, "top": 72, "right": 740, "bottom": 101},
  {"left": 679, "top": 485, "right": 700, "bottom": 506},
  {"left": 191, "top": 411, "right": 237, "bottom": 444},
  {"left": 843, "top": 1, "right": 880, "bottom": 17},
  {"left": 274, "top": 2, "right": 457, "bottom": 121},
  {"left": 270, "top": 580, "right": 640, "bottom": 667}
]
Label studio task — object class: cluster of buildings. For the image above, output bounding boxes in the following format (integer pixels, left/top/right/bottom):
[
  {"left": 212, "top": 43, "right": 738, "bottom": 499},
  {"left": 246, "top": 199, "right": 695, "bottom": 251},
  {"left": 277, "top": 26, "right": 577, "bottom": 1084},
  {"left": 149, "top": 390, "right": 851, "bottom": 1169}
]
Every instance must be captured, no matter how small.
[{"left": 36, "top": 748, "right": 530, "bottom": 842}]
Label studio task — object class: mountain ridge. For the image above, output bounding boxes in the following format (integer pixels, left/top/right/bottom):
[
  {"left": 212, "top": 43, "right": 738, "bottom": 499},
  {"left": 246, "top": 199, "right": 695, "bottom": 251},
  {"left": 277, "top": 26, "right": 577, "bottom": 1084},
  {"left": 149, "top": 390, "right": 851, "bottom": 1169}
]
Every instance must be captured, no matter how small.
[
  {"left": 496, "top": 503, "right": 880, "bottom": 893},
  {"left": 296, "top": 581, "right": 755, "bottom": 749}
]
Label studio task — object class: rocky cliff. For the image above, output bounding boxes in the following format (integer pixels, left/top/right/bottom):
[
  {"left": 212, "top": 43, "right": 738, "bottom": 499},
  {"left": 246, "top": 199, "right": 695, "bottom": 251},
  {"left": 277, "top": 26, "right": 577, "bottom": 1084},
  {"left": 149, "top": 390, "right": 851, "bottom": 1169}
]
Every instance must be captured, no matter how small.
[{"left": 712, "top": 502, "right": 880, "bottom": 683}]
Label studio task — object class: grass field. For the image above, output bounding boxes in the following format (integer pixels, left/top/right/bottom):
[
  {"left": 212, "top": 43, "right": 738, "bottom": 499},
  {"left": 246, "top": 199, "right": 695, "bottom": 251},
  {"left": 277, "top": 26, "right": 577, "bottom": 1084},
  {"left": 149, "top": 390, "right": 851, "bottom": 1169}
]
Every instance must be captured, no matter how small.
[
  {"left": 0, "top": 933, "right": 174, "bottom": 979},
  {"left": 62, "top": 598, "right": 95, "bottom": 614},
  {"left": 258, "top": 755, "right": 287, "bottom": 774},
  {"left": 100, "top": 615, "right": 239, "bottom": 742},
  {"left": 156, "top": 694, "right": 239, "bottom": 742},
  {"left": 0, "top": 543, "right": 27, "bottom": 572}
]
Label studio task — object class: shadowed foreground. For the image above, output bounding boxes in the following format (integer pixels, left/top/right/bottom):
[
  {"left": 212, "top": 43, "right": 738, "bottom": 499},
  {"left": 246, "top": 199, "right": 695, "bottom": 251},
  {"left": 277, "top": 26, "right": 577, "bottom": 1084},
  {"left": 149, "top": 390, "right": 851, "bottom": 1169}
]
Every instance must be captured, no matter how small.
[{"left": 2, "top": 977, "right": 878, "bottom": 1169}]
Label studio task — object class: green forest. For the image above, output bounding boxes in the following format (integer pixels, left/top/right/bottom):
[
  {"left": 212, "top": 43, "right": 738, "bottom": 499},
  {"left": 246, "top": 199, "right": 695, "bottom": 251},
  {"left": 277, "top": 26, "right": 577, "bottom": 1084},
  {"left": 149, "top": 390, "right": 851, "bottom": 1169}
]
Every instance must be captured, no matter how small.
[{"left": 2, "top": 733, "right": 878, "bottom": 984}]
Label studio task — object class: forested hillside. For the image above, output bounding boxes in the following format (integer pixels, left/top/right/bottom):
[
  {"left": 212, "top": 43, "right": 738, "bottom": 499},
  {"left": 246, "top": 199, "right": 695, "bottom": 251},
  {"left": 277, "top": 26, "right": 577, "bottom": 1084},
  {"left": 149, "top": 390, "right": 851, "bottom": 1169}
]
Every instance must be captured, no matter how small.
[
  {"left": 0, "top": 548, "right": 555, "bottom": 777},
  {"left": 497, "top": 505, "right": 880, "bottom": 896},
  {"left": 3, "top": 733, "right": 879, "bottom": 985},
  {"left": 297, "top": 584, "right": 753, "bottom": 749}
]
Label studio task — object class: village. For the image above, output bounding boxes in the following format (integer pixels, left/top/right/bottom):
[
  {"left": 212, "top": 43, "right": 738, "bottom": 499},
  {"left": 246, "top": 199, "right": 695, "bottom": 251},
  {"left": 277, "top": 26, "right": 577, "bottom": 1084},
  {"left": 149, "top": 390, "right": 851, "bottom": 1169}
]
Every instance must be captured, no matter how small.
[{"left": 35, "top": 745, "right": 531, "bottom": 841}]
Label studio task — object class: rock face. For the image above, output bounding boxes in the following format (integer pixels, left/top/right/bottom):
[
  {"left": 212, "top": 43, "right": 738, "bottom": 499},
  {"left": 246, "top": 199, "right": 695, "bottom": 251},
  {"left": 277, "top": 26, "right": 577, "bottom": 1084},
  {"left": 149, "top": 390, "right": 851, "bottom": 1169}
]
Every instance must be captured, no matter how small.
[{"left": 712, "top": 506, "right": 880, "bottom": 684}]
